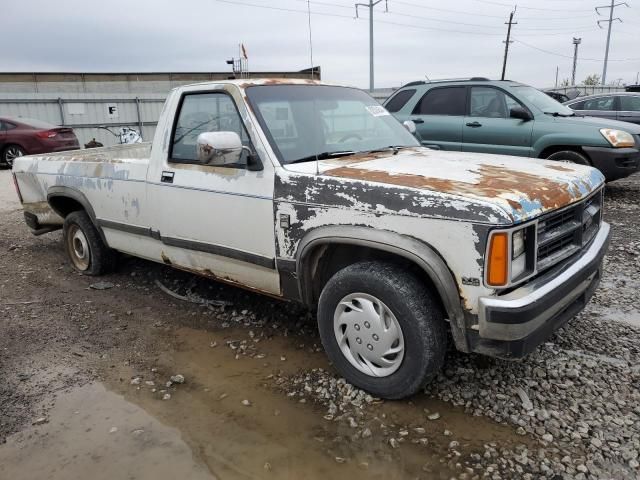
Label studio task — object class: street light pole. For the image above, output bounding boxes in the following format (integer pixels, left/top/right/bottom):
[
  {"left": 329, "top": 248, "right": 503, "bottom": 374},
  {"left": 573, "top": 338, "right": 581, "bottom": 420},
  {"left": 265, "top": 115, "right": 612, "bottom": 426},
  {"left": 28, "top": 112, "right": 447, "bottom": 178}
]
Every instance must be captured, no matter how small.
[{"left": 571, "top": 38, "right": 581, "bottom": 86}]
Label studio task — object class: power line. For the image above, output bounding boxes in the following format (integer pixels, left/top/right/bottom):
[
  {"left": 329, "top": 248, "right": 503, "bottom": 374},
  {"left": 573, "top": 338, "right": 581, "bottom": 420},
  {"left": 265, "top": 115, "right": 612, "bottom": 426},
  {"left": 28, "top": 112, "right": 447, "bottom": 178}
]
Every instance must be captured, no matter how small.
[
  {"left": 466, "top": 0, "right": 597, "bottom": 12},
  {"left": 514, "top": 38, "right": 640, "bottom": 62}
]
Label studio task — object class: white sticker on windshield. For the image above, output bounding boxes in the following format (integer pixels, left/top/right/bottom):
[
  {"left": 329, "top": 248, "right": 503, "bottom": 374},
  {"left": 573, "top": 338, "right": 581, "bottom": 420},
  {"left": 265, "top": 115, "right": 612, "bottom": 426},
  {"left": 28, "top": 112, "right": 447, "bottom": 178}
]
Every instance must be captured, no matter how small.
[{"left": 365, "top": 105, "right": 390, "bottom": 117}]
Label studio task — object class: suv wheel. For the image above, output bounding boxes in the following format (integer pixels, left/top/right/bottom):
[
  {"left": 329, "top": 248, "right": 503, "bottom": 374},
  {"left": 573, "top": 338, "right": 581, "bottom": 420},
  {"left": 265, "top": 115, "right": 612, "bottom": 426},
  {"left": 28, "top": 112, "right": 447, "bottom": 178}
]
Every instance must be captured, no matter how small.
[
  {"left": 317, "top": 261, "right": 447, "bottom": 399},
  {"left": 546, "top": 150, "right": 590, "bottom": 165}
]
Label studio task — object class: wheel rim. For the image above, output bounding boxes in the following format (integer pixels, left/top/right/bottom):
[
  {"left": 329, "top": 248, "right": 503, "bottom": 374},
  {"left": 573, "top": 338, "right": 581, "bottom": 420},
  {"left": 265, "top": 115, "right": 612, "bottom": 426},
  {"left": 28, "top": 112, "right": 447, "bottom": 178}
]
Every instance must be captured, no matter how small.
[
  {"left": 5, "top": 146, "right": 24, "bottom": 166},
  {"left": 67, "top": 225, "right": 90, "bottom": 271},
  {"left": 333, "top": 293, "right": 405, "bottom": 377}
]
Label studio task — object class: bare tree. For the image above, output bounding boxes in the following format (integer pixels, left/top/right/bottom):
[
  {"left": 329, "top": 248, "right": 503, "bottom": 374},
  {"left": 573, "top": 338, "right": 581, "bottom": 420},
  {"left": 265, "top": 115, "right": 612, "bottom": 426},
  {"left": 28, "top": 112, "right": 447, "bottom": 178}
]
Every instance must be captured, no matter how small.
[{"left": 582, "top": 74, "right": 601, "bottom": 86}]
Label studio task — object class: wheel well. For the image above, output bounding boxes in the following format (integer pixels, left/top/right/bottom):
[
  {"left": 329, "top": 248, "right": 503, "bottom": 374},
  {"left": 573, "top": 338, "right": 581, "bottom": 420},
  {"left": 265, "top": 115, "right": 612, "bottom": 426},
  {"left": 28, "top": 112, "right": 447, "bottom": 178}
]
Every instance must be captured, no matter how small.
[
  {"left": 303, "top": 243, "right": 446, "bottom": 313},
  {"left": 48, "top": 196, "right": 85, "bottom": 218},
  {"left": 538, "top": 145, "right": 589, "bottom": 161}
]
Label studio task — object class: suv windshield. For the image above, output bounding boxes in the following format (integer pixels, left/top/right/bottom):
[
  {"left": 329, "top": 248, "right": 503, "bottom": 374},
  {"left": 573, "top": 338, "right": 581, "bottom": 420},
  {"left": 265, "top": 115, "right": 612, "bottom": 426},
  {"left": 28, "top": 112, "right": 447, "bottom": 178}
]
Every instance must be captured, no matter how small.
[
  {"left": 511, "top": 86, "right": 575, "bottom": 116},
  {"left": 245, "top": 85, "right": 419, "bottom": 165}
]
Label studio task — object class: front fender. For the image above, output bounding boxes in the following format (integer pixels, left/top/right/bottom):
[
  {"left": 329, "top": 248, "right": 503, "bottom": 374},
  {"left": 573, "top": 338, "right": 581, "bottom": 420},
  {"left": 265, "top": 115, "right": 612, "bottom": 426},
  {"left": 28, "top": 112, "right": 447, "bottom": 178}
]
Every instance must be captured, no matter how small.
[{"left": 295, "top": 225, "right": 470, "bottom": 352}]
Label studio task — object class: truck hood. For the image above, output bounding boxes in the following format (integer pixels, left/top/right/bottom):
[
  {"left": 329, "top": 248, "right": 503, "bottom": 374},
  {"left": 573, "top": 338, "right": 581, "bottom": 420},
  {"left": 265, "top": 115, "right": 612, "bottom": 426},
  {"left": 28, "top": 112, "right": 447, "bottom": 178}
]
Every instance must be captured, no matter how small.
[
  {"left": 284, "top": 147, "right": 604, "bottom": 223},
  {"left": 555, "top": 114, "right": 640, "bottom": 133}
]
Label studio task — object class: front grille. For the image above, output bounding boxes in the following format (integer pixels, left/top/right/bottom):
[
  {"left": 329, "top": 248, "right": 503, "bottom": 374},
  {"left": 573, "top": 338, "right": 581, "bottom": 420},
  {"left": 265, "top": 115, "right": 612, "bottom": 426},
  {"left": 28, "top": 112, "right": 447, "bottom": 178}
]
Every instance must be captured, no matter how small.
[{"left": 536, "top": 190, "right": 602, "bottom": 273}]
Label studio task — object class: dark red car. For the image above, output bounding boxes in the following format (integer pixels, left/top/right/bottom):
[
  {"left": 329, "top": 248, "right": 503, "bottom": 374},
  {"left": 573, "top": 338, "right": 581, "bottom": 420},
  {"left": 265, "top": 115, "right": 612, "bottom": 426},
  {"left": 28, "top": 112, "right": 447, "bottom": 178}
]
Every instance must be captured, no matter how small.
[{"left": 0, "top": 116, "right": 80, "bottom": 167}]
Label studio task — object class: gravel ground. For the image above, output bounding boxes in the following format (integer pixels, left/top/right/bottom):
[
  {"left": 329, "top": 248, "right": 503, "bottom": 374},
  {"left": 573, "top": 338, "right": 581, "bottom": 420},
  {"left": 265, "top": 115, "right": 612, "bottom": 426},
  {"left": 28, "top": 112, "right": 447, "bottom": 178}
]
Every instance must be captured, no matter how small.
[{"left": 1, "top": 171, "right": 639, "bottom": 479}]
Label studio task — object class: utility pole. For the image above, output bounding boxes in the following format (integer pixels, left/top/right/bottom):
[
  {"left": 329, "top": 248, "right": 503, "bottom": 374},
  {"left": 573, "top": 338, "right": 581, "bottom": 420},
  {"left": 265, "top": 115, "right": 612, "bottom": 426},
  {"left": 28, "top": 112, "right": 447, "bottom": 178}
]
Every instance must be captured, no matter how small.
[
  {"left": 355, "top": 0, "right": 388, "bottom": 91},
  {"left": 571, "top": 38, "right": 581, "bottom": 86},
  {"left": 501, "top": 8, "right": 517, "bottom": 81},
  {"left": 596, "top": 1, "right": 628, "bottom": 85},
  {"left": 555, "top": 66, "right": 559, "bottom": 88}
]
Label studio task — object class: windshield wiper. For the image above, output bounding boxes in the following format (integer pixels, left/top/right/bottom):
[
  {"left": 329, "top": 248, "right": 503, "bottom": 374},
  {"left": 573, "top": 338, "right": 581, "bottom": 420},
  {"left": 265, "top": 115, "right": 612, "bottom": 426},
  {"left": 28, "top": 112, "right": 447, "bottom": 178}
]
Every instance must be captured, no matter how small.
[
  {"left": 288, "top": 150, "right": 356, "bottom": 165},
  {"left": 364, "top": 145, "right": 407, "bottom": 155},
  {"left": 544, "top": 111, "right": 576, "bottom": 117}
]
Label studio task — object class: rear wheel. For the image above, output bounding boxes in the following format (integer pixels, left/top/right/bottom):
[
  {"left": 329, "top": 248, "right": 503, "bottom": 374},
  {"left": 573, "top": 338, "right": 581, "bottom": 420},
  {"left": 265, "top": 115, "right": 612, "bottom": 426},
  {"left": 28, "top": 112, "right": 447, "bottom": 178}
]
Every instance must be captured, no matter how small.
[
  {"left": 2, "top": 145, "right": 25, "bottom": 167},
  {"left": 317, "top": 261, "right": 447, "bottom": 399},
  {"left": 546, "top": 150, "right": 590, "bottom": 165},
  {"left": 63, "top": 211, "right": 116, "bottom": 275}
]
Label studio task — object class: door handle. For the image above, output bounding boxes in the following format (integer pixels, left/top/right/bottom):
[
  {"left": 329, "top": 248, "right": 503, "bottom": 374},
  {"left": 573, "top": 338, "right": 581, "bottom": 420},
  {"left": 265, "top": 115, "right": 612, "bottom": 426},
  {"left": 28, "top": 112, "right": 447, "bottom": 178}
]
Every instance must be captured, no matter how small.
[
  {"left": 410, "top": 118, "right": 425, "bottom": 124},
  {"left": 466, "top": 121, "right": 482, "bottom": 128},
  {"left": 161, "top": 171, "right": 174, "bottom": 184}
]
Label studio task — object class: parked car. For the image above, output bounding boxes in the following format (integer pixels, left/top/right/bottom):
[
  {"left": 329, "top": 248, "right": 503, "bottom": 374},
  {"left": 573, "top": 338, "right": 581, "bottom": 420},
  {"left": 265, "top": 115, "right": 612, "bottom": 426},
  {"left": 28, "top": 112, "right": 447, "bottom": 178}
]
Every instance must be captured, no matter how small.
[
  {"left": 0, "top": 116, "right": 80, "bottom": 167},
  {"left": 12, "top": 79, "right": 610, "bottom": 399},
  {"left": 564, "top": 92, "right": 640, "bottom": 125},
  {"left": 384, "top": 79, "right": 640, "bottom": 182}
]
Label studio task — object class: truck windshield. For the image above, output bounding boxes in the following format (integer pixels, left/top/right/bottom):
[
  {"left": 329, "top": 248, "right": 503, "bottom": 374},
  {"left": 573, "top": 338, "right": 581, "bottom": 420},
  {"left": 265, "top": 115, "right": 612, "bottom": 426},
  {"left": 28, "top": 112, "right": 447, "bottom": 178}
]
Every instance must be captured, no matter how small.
[
  {"left": 511, "top": 86, "right": 576, "bottom": 116},
  {"left": 245, "top": 85, "right": 419, "bottom": 165}
]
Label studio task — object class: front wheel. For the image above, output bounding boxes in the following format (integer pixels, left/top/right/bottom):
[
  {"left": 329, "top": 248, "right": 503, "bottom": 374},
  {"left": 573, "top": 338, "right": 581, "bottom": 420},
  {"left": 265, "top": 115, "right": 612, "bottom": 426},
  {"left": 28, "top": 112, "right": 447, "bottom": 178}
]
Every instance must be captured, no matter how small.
[
  {"left": 546, "top": 150, "right": 590, "bottom": 165},
  {"left": 317, "top": 262, "right": 447, "bottom": 399},
  {"left": 2, "top": 145, "right": 25, "bottom": 167},
  {"left": 63, "top": 211, "right": 116, "bottom": 275}
]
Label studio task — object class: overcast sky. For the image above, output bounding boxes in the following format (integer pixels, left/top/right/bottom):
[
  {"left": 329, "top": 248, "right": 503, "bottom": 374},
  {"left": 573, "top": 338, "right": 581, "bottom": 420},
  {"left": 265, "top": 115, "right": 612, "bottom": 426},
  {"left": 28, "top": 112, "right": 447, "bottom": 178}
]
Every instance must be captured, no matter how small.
[{"left": 4, "top": 0, "right": 639, "bottom": 89}]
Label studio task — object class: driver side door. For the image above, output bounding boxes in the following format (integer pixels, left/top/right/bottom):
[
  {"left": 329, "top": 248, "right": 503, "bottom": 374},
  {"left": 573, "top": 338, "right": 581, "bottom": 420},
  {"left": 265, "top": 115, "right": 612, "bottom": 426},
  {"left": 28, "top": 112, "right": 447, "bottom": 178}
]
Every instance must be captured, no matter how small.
[{"left": 147, "top": 89, "right": 280, "bottom": 295}]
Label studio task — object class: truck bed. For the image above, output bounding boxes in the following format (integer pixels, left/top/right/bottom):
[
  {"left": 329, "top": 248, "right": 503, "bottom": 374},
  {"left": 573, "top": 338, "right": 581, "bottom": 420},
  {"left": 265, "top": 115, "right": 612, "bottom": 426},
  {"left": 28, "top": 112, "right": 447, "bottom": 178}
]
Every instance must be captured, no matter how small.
[{"left": 13, "top": 143, "right": 152, "bottom": 229}]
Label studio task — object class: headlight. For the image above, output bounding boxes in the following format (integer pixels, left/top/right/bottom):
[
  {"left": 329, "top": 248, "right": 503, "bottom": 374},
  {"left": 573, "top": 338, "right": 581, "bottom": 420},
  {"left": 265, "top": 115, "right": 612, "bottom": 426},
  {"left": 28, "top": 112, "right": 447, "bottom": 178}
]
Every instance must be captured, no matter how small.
[
  {"left": 600, "top": 128, "right": 636, "bottom": 148},
  {"left": 486, "top": 224, "right": 536, "bottom": 288}
]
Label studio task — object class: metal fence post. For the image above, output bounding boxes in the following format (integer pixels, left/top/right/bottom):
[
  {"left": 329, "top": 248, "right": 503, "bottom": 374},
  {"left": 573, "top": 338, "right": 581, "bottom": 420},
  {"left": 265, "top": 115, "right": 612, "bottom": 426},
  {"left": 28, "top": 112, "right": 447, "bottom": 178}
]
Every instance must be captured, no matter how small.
[
  {"left": 135, "top": 97, "right": 143, "bottom": 140},
  {"left": 57, "top": 98, "right": 65, "bottom": 126}
]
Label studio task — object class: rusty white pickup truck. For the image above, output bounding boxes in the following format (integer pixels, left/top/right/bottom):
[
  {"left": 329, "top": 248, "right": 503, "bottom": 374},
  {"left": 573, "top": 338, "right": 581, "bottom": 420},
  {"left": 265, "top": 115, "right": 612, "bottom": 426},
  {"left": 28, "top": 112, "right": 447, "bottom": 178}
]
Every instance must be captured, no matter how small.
[{"left": 12, "top": 79, "right": 610, "bottom": 399}]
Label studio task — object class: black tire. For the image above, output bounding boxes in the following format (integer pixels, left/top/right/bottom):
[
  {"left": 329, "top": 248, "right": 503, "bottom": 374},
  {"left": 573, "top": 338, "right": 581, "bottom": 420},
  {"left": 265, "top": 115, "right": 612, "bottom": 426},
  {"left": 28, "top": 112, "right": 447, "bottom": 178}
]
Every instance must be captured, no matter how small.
[
  {"left": 2, "top": 144, "right": 25, "bottom": 168},
  {"left": 546, "top": 150, "right": 590, "bottom": 165},
  {"left": 317, "top": 261, "right": 447, "bottom": 399},
  {"left": 62, "top": 211, "right": 116, "bottom": 275}
]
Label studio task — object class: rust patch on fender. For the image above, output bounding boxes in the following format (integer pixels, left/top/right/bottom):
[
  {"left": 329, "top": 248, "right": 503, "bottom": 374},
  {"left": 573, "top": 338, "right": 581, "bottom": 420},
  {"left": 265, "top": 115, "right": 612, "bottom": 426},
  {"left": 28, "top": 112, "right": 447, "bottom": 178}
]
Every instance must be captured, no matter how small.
[
  {"left": 324, "top": 164, "right": 579, "bottom": 212},
  {"left": 546, "top": 164, "right": 574, "bottom": 172}
]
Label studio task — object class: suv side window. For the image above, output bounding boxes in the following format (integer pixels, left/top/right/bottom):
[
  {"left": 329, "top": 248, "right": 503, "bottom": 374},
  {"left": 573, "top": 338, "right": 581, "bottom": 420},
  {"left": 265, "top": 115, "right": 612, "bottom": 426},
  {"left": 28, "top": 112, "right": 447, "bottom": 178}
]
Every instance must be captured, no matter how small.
[
  {"left": 582, "top": 96, "right": 615, "bottom": 111},
  {"left": 413, "top": 87, "right": 466, "bottom": 116},
  {"left": 568, "top": 100, "right": 585, "bottom": 110},
  {"left": 385, "top": 89, "right": 416, "bottom": 113},
  {"left": 170, "top": 92, "right": 252, "bottom": 166},
  {"left": 1, "top": 121, "right": 16, "bottom": 131},
  {"left": 470, "top": 87, "right": 520, "bottom": 118},
  {"left": 620, "top": 96, "right": 640, "bottom": 111}
]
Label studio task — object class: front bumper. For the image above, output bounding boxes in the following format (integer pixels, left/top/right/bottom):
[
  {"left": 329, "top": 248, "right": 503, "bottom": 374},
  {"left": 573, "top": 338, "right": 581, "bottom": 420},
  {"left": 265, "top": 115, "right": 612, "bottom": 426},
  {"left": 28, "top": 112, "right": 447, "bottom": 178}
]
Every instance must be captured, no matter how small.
[
  {"left": 470, "top": 222, "right": 610, "bottom": 359},
  {"left": 583, "top": 146, "right": 640, "bottom": 182}
]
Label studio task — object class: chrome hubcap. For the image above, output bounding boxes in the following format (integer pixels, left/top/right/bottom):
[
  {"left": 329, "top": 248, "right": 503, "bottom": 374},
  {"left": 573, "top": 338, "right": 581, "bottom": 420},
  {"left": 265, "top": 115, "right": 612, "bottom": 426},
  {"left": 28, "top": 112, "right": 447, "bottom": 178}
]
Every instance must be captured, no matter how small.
[
  {"left": 68, "top": 226, "right": 90, "bottom": 270},
  {"left": 334, "top": 293, "right": 405, "bottom": 377},
  {"left": 5, "top": 146, "right": 24, "bottom": 165}
]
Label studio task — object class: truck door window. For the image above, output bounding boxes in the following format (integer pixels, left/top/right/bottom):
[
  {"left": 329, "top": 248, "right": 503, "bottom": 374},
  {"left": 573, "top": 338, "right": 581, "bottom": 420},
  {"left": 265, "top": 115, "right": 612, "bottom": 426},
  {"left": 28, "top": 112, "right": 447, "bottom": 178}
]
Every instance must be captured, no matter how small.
[
  {"left": 412, "top": 87, "right": 466, "bottom": 116},
  {"left": 170, "top": 92, "right": 252, "bottom": 167}
]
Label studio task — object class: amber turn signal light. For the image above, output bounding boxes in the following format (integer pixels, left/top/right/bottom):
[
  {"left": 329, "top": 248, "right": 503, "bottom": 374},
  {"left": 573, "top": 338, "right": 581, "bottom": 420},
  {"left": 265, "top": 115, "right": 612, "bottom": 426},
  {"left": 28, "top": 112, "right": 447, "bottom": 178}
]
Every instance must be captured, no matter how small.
[{"left": 487, "top": 232, "right": 509, "bottom": 287}]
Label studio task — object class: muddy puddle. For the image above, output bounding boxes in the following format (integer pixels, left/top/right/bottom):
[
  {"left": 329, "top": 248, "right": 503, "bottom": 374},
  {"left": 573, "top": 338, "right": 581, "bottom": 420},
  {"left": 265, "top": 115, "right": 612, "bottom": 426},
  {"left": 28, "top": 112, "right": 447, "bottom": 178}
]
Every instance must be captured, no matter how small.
[{"left": 0, "top": 326, "right": 527, "bottom": 479}]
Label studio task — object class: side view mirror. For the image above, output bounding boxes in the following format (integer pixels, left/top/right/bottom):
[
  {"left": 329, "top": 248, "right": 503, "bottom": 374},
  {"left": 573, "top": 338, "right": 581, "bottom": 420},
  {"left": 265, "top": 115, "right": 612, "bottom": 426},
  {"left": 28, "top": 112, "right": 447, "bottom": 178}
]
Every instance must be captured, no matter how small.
[
  {"left": 403, "top": 120, "right": 417, "bottom": 134},
  {"left": 510, "top": 106, "right": 533, "bottom": 121},
  {"left": 197, "top": 131, "right": 247, "bottom": 166}
]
